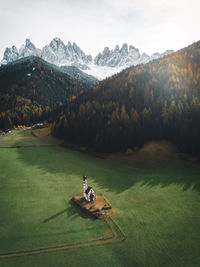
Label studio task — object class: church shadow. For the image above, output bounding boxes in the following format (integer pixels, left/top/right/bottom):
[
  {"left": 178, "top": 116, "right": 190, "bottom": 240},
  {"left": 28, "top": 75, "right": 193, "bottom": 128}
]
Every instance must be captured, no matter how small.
[
  {"left": 43, "top": 199, "right": 95, "bottom": 224},
  {"left": 43, "top": 208, "right": 69, "bottom": 223}
]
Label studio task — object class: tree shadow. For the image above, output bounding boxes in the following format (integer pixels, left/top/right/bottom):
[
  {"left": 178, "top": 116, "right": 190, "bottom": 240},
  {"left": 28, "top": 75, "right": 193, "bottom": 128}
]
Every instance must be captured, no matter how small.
[
  {"left": 14, "top": 132, "right": 200, "bottom": 194},
  {"left": 139, "top": 170, "right": 200, "bottom": 192}
]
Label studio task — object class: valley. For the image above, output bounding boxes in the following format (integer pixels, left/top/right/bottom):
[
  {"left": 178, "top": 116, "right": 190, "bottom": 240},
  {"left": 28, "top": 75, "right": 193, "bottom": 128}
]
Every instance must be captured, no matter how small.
[
  {"left": 0, "top": 129, "right": 199, "bottom": 266},
  {"left": 0, "top": 34, "right": 200, "bottom": 267}
]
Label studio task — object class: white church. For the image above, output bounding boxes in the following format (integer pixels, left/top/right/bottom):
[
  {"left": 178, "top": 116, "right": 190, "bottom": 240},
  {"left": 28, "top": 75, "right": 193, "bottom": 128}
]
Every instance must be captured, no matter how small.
[{"left": 83, "top": 176, "right": 96, "bottom": 202}]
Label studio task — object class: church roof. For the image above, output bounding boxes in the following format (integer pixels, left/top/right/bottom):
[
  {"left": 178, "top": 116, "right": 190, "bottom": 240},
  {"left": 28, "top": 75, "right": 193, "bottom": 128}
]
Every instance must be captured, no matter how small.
[{"left": 85, "top": 186, "right": 92, "bottom": 194}]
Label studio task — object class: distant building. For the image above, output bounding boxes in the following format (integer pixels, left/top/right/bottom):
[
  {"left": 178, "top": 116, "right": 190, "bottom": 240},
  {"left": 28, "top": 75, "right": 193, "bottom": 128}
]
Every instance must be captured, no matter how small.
[
  {"left": 32, "top": 123, "right": 44, "bottom": 129},
  {"left": 83, "top": 176, "right": 96, "bottom": 202}
]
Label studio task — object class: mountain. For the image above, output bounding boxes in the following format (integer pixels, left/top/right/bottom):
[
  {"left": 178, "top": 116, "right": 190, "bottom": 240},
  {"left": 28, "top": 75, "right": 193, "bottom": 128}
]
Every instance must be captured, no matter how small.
[
  {"left": 88, "top": 44, "right": 171, "bottom": 79},
  {"left": 94, "top": 44, "right": 142, "bottom": 67},
  {"left": 52, "top": 41, "right": 200, "bottom": 156},
  {"left": 94, "top": 45, "right": 175, "bottom": 69},
  {"left": 1, "top": 39, "right": 39, "bottom": 64},
  {"left": 0, "top": 56, "right": 90, "bottom": 129},
  {"left": 1, "top": 38, "right": 92, "bottom": 70},
  {"left": 59, "top": 65, "right": 98, "bottom": 86},
  {"left": 41, "top": 38, "right": 92, "bottom": 70},
  {"left": 1, "top": 46, "right": 19, "bottom": 64},
  {"left": 1, "top": 38, "right": 174, "bottom": 79},
  {"left": 18, "top": 39, "right": 38, "bottom": 58}
]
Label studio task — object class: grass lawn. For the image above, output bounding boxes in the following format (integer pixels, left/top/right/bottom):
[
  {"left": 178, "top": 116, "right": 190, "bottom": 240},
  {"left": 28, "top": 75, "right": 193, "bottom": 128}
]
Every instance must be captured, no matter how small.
[{"left": 0, "top": 129, "right": 199, "bottom": 266}]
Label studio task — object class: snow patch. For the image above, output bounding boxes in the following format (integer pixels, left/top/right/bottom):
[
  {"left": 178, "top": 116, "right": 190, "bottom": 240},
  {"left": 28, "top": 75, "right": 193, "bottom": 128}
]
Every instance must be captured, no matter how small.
[{"left": 84, "top": 64, "right": 124, "bottom": 80}]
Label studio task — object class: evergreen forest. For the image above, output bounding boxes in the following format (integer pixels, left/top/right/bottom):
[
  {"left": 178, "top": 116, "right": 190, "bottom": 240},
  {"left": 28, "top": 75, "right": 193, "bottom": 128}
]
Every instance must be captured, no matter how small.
[{"left": 52, "top": 41, "right": 200, "bottom": 155}]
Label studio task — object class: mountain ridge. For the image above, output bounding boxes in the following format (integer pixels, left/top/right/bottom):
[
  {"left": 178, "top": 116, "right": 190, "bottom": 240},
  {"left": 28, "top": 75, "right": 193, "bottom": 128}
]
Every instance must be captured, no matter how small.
[
  {"left": 52, "top": 40, "right": 200, "bottom": 155},
  {"left": 0, "top": 56, "right": 92, "bottom": 129},
  {"left": 1, "top": 38, "right": 174, "bottom": 79}
]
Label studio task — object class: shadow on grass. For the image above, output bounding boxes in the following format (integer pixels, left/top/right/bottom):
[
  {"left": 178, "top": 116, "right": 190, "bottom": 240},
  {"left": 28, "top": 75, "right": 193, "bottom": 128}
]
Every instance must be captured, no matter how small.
[
  {"left": 43, "top": 200, "right": 95, "bottom": 224},
  {"left": 139, "top": 171, "right": 200, "bottom": 192},
  {"left": 43, "top": 208, "right": 69, "bottom": 223},
  {"left": 13, "top": 131, "right": 200, "bottom": 194}
]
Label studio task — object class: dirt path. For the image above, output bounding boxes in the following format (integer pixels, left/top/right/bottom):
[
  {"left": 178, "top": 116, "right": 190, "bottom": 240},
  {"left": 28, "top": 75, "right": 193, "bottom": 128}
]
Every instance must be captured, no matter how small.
[{"left": 0, "top": 216, "right": 126, "bottom": 259}]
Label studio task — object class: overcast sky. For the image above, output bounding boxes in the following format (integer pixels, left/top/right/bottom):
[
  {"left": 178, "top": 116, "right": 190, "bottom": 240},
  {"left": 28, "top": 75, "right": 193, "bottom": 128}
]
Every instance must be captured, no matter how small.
[{"left": 0, "top": 0, "right": 199, "bottom": 58}]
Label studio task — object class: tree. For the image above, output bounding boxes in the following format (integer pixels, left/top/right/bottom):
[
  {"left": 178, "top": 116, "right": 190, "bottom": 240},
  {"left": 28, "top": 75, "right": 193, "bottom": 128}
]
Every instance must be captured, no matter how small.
[
  {"left": 130, "top": 108, "right": 139, "bottom": 123},
  {"left": 120, "top": 105, "right": 129, "bottom": 124}
]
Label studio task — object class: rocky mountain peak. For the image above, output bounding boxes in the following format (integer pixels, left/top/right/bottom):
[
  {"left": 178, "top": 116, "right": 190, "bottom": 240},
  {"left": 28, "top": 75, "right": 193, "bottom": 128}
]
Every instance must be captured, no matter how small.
[
  {"left": 19, "top": 39, "right": 38, "bottom": 58},
  {"left": 41, "top": 38, "right": 92, "bottom": 69},
  {"left": 94, "top": 43, "right": 141, "bottom": 68},
  {"left": 12, "top": 45, "right": 18, "bottom": 54},
  {"left": 120, "top": 43, "right": 128, "bottom": 56},
  {"left": 114, "top": 45, "right": 119, "bottom": 52},
  {"left": 1, "top": 46, "right": 19, "bottom": 64},
  {"left": 1, "top": 38, "right": 174, "bottom": 80},
  {"left": 25, "top": 38, "right": 31, "bottom": 45},
  {"left": 50, "top": 37, "right": 65, "bottom": 49}
]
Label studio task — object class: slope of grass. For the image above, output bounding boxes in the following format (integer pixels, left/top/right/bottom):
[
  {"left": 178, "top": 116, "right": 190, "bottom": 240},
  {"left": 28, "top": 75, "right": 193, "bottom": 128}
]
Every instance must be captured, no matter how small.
[{"left": 0, "top": 130, "right": 199, "bottom": 266}]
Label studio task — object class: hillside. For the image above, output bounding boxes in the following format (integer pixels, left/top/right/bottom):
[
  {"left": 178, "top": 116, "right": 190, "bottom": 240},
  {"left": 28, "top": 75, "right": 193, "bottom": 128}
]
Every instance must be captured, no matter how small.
[
  {"left": 0, "top": 56, "right": 90, "bottom": 129},
  {"left": 59, "top": 65, "right": 98, "bottom": 86},
  {"left": 52, "top": 41, "right": 200, "bottom": 155}
]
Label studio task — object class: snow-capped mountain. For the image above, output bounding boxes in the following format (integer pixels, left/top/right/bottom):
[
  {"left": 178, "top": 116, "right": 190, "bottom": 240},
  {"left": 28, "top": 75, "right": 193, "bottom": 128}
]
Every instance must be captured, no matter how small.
[
  {"left": 1, "top": 39, "right": 39, "bottom": 65},
  {"left": 41, "top": 38, "right": 92, "bottom": 70},
  {"left": 94, "top": 44, "right": 174, "bottom": 70},
  {"left": 84, "top": 44, "right": 174, "bottom": 79},
  {"left": 1, "top": 46, "right": 19, "bottom": 64},
  {"left": 1, "top": 38, "right": 174, "bottom": 80},
  {"left": 94, "top": 44, "right": 141, "bottom": 67},
  {"left": 19, "top": 39, "right": 38, "bottom": 58}
]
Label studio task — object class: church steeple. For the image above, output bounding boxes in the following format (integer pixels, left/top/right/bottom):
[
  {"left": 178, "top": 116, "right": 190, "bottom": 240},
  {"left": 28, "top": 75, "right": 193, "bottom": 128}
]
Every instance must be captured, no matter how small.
[
  {"left": 82, "top": 176, "right": 96, "bottom": 202},
  {"left": 83, "top": 176, "right": 87, "bottom": 197}
]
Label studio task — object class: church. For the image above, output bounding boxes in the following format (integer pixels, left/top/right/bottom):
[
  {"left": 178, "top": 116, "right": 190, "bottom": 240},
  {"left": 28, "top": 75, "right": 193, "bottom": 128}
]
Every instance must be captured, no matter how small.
[{"left": 83, "top": 176, "right": 96, "bottom": 202}]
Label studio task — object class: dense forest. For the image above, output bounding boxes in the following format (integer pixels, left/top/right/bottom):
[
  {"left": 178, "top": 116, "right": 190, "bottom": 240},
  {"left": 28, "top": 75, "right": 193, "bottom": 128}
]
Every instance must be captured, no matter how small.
[
  {"left": 0, "top": 57, "right": 91, "bottom": 129},
  {"left": 52, "top": 41, "right": 200, "bottom": 155},
  {"left": 59, "top": 65, "right": 98, "bottom": 87}
]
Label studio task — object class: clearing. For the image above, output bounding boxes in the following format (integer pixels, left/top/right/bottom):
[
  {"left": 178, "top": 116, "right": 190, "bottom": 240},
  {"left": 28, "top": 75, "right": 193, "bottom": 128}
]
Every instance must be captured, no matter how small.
[{"left": 0, "top": 129, "right": 199, "bottom": 266}]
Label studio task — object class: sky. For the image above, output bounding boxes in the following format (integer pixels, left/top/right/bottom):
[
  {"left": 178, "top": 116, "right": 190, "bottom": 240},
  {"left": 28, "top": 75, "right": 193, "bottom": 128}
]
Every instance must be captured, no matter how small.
[{"left": 0, "top": 0, "right": 199, "bottom": 59}]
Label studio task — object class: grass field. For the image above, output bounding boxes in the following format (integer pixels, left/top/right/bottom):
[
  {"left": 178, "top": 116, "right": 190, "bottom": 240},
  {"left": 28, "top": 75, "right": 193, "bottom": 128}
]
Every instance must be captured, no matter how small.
[{"left": 0, "top": 129, "right": 200, "bottom": 266}]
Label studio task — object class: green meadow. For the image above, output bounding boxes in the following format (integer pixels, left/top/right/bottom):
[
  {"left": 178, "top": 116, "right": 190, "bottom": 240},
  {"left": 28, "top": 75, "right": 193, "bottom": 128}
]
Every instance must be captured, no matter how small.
[{"left": 0, "top": 129, "right": 199, "bottom": 266}]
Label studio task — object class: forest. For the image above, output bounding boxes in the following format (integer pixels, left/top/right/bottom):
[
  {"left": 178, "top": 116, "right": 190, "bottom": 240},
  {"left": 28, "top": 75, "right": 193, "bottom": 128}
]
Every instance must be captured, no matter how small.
[
  {"left": 0, "top": 57, "right": 90, "bottom": 129},
  {"left": 52, "top": 41, "right": 200, "bottom": 155}
]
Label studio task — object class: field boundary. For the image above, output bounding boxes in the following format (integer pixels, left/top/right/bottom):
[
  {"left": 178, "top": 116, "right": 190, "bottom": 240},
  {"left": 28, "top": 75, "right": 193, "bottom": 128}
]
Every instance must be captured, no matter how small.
[
  {"left": 0, "top": 216, "right": 126, "bottom": 259},
  {"left": 0, "top": 145, "right": 58, "bottom": 148}
]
